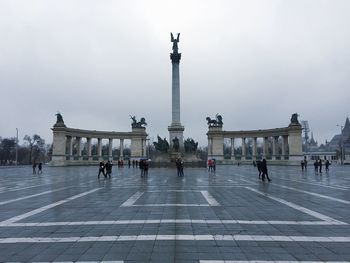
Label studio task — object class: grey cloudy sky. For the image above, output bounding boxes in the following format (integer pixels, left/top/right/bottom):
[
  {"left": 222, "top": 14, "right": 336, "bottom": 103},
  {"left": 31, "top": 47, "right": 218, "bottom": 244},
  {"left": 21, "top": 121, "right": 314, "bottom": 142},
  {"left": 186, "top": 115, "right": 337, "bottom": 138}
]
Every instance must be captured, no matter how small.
[{"left": 0, "top": 0, "right": 349, "bottom": 146}]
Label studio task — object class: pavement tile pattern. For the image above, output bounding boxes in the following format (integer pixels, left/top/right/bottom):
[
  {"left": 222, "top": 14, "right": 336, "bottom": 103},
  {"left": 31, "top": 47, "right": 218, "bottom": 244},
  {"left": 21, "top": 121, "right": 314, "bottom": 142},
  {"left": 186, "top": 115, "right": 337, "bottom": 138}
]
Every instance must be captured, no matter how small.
[{"left": 0, "top": 164, "right": 349, "bottom": 263}]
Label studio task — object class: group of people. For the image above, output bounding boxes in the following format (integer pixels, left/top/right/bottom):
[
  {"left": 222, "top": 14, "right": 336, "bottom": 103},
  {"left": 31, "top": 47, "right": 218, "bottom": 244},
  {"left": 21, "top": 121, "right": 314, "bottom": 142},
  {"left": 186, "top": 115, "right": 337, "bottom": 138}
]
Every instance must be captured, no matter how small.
[
  {"left": 139, "top": 159, "right": 149, "bottom": 177},
  {"left": 175, "top": 158, "right": 184, "bottom": 177},
  {"left": 207, "top": 159, "right": 216, "bottom": 172},
  {"left": 256, "top": 159, "right": 271, "bottom": 182},
  {"left": 32, "top": 161, "right": 43, "bottom": 174},
  {"left": 313, "top": 159, "right": 331, "bottom": 174},
  {"left": 300, "top": 159, "right": 308, "bottom": 171},
  {"left": 97, "top": 161, "right": 113, "bottom": 179}
]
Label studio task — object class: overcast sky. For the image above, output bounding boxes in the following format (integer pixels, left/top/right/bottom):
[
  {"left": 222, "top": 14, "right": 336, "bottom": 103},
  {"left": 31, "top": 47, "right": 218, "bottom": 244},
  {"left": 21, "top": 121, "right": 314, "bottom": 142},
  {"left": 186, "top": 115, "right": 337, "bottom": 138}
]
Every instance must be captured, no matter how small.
[{"left": 0, "top": 0, "right": 349, "bottom": 147}]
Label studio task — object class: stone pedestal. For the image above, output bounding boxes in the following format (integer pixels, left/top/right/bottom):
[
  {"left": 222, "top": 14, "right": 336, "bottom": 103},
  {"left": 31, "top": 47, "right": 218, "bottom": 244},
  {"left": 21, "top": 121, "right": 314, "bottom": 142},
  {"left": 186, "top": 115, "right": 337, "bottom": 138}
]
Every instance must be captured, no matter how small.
[
  {"left": 207, "top": 126, "right": 224, "bottom": 161},
  {"left": 288, "top": 123, "right": 303, "bottom": 162},
  {"left": 131, "top": 127, "right": 147, "bottom": 160},
  {"left": 168, "top": 125, "right": 184, "bottom": 151},
  {"left": 50, "top": 123, "right": 67, "bottom": 166}
]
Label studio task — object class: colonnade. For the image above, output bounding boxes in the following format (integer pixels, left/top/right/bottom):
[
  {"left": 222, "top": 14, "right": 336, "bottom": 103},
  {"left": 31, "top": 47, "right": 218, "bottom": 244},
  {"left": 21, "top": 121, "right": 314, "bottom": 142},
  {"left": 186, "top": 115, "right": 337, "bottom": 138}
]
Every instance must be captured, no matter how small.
[
  {"left": 65, "top": 136, "right": 130, "bottom": 161},
  {"left": 50, "top": 121, "right": 148, "bottom": 166},
  {"left": 207, "top": 121, "right": 303, "bottom": 164}
]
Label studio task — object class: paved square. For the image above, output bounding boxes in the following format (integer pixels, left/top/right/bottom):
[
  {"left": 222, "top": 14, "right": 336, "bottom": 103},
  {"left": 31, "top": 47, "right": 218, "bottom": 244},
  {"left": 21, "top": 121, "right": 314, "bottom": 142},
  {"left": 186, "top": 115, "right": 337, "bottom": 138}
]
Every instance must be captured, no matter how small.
[{"left": 0, "top": 164, "right": 350, "bottom": 262}]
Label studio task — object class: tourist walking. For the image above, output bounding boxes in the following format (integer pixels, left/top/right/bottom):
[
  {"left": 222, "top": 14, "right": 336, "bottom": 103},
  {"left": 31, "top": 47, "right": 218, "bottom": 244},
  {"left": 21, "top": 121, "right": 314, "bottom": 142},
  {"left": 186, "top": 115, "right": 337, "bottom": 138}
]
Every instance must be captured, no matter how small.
[
  {"left": 314, "top": 160, "right": 318, "bottom": 174},
  {"left": 325, "top": 160, "right": 330, "bottom": 173},
  {"left": 304, "top": 159, "right": 308, "bottom": 171},
  {"left": 139, "top": 159, "right": 145, "bottom": 177},
  {"left": 261, "top": 159, "right": 271, "bottom": 182},
  {"left": 38, "top": 162, "right": 43, "bottom": 174},
  {"left": 143, "top": 160, "right": 149, "bottom": 177},
  {"left": 98, "top": 161, "right": 106, "bottom": 178},
  {"left": 105, "top": 161, "right": 112, "bottom": 178},
  {"left": 301, "top": 160, "right": 305, "bottom": 171},
  {"left": 318, "top": 159, "right": 323, "bottom": 174},
  {"left": 32, "top": 161, "right": 37, "bottom": 174},
  {"left": 207, "top": 159, "right": 213, "bottom": 172},
  {"left": 256, "top": 160, "right": 262, "bottom": 179}
]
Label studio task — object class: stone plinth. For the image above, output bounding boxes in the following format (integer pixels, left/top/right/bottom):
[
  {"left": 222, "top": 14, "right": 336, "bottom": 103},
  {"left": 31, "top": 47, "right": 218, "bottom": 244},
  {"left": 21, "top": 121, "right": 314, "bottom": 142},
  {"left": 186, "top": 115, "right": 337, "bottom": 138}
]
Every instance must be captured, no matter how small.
[
  {"left": 168, "top": 125, "right": 184, "bottom": 151},
  {"left": 131, "top": 127, "right": 147, "bottom": 160},
  {"left": 207, "top": 126, "right": 224, "bottom": 161},
  {"left": 288, "top": 123, "right": 303, "bottom": 162},
  {"left": 50, "top": 126, "right": 67, "bottom": 166}
]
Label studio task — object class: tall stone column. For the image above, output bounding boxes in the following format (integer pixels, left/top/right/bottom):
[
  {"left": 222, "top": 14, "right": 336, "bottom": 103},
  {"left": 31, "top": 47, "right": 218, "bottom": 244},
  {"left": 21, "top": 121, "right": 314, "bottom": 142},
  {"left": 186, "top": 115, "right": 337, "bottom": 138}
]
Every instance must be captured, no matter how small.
[
  {"left": 252, "top": 137, "right": 257, "bottom": 160},
  {"left": 231, "top": 138, "right": 235, "bottom": 160},
  {"left": 108, "top": 139, "right": 113, "bottom": 161},
  {"left": 76, "top": 137, "right": 82, "bottom": 160},
  {"left": 120, "top": 139, "right": 124, "bottom": 160},
  {"left": 87, "top": 138, "right": 92, "bottom": 161},
  {"left": 67, "top": 136, "right": 73, "bottom": 160},
  {"left": 272, "top": 136, "right": 278, "bottom": 160},
  {"left": 97, "top": 138, "right": 102, "bottom": 161},
  {"left": 263, "top": 137, "right": 268, "bottom": 158},
  {"left": 168, "top": 33, "right": 184, "bottom": 151},
  {"left": 241, "top": 138, "right": 246, "bottom": 160},
  {"left": 281, "top": 136, "right": 288, "bottom": 160}
]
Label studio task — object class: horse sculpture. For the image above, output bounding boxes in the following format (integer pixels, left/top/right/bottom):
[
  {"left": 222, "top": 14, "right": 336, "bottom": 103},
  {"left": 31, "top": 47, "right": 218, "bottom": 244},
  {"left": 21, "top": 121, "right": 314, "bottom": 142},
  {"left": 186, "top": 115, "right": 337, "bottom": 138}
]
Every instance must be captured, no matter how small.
[
  {"left": 206, "top": 114, "right": 223, "bottom": 127},
  {"left": 130, "top": 115, "right": 147, "bottom": 128}
]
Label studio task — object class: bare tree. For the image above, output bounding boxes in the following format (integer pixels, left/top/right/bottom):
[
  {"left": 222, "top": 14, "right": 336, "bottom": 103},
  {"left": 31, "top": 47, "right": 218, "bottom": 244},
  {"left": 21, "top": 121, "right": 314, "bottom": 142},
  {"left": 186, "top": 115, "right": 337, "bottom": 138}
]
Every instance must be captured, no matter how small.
[{"left": 23, "top": 134, "right": 45, "bottom": 163}]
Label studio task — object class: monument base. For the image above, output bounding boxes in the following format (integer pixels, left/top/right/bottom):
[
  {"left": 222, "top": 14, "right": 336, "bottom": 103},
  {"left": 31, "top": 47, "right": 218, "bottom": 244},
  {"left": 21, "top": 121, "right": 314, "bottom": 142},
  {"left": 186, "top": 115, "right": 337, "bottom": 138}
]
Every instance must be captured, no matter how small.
[{"left": 168, "top": 124, "right": 184, "bottom": 151}]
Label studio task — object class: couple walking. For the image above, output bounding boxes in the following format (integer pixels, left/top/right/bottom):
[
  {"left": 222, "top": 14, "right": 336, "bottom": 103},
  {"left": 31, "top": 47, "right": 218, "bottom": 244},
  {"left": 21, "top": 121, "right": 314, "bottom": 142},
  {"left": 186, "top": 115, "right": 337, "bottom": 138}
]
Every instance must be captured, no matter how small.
[{"left": 256, "top": 159, "right": 271, "bottom": 182}]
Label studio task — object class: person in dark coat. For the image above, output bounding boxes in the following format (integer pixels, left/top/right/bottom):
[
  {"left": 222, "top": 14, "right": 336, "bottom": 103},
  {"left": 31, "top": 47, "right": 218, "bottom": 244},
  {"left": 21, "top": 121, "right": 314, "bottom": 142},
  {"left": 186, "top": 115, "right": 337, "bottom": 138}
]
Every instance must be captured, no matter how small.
[
  {"left": 325, "top": 160, "right": 330, "bottom": 173},
  {"left": 256, "top": 160, "right": 262, "bottom": 179},
  {"left": 139, "top": 159, "right": 145, "bottom": 177},
  {"left": 301, "top": 160, "right": 305, "bottom": 171},
  {"left": 98, "top": 161, "right": 106, "bottom": 178},
  {"left": 143, "top": 160, "right": 149, "bottom": 177},
  {"left": 261, "top": 159, "right": 271, "bottom": 182},
  {"left": 318, "top": 159, "right": 323, "bottom": 173},
  {"left": 105, "top": 161, "right": 112, "bottom": 178},
  {"left": 314, "top": 160, "right": 318, "bottom": 174},
  {"left": 32, "top": 161, "right": 37, "bottom": 174},
  {"left": 38, "top": 163, "right": 43, "bottom": 174}
]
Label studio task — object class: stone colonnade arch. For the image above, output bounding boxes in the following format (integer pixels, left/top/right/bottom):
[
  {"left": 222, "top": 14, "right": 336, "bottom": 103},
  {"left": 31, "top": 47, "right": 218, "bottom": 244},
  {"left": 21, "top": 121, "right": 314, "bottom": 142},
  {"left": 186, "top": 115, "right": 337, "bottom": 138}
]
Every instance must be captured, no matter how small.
[
  {"left": 207, "top": 117, "right": 303, "bottom": 165},
  {"left": 50, "top": 120, "right": 147, "bottom": 166}
]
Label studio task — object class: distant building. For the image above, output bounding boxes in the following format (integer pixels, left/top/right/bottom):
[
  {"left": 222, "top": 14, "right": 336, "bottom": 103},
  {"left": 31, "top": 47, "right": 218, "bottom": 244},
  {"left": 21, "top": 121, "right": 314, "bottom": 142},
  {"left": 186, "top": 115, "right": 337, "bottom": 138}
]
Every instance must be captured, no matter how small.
[
  {"left": 302, "top": 117, "right": 350, "bottom": 164},
  {"left": 326, "top": 117, "right": 350, "bottom": 163}
]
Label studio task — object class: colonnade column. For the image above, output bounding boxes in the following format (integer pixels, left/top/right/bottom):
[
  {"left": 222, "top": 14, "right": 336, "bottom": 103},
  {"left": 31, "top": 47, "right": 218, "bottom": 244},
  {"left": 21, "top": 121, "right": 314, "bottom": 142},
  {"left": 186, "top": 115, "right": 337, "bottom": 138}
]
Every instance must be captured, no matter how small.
[
  {"left": 68, "top": 136, "right": 73, "bottom": 160},
  {"left": 263, "top": 137, "right": 268, "bottom": 158},
  {"left": 108, "top": 139, "right": 113, "bottom": 161},
  {"left": 241, "top": 138, "right": 246, "bottom": 160},
  {"left": 272, "top": 136, "right": 278, "bottom": 160},
  {"left": 252, "top": 137, "right": 257, "bottom": 160},
  {"left": 97, "top": 138, "right": 102, "bottom": 160},
  {"left": 76, "top": 137, "right": 82, "bottom": 160},
  {"left": 120, "top": 139, "right": 124, "bottom": 160},
  {"left": 230, "top": 138, "right": 235, "bottom": 160},
  {"left": 281, "top": 136, "right": 288, "bottom": 160},
  {"left": 87, "top": 138, "right": 92, "bottom": 161}
]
